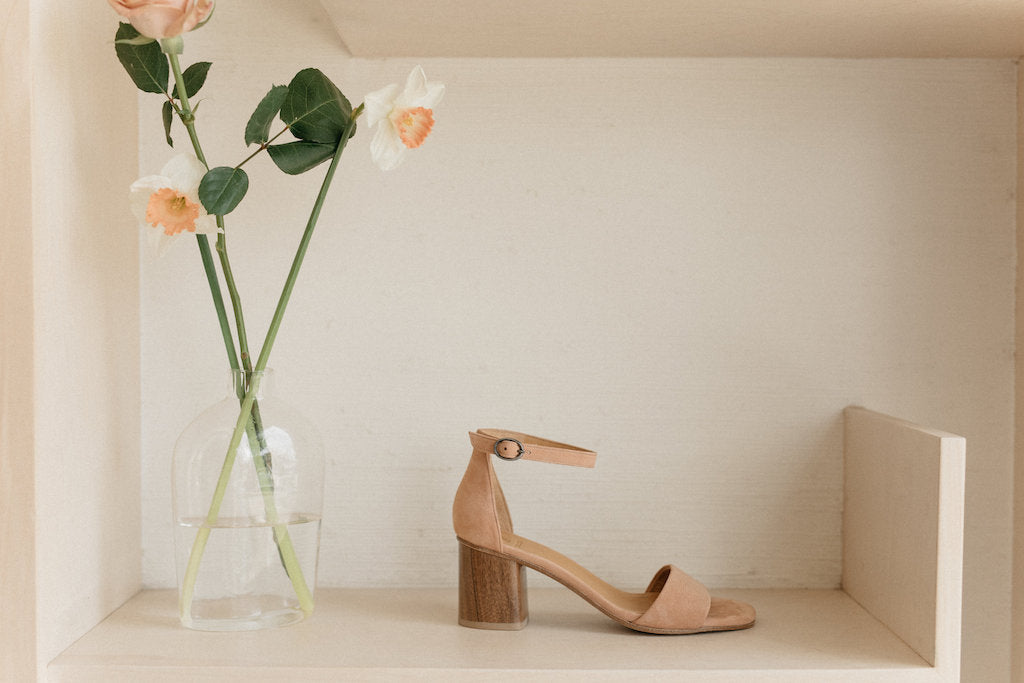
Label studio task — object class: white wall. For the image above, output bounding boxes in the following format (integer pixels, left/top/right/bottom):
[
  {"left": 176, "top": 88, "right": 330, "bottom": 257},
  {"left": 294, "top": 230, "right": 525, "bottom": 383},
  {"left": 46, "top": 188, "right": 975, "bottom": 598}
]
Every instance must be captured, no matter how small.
[
  {"left": 134, "top": 3, "right": 1015, "bottom": 680},
  {"left": 26, "top": 2, "right": 142, "bottom": 678}
]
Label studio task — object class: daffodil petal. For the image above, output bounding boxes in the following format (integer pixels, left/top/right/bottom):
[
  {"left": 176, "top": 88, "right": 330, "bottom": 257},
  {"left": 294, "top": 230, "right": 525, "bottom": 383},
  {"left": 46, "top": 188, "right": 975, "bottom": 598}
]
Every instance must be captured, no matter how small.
[
  {"left": 151, "top": 229, "right": 175, "bottom": 257},
  {"left": 161, "top": 153, "right": 207, "bottom": 198},
  {"left": 403, "top": 66, "right": 428, "bottom": 100},
  {"left": 192, "top": 214, "right": 219, "bottom": 234},
  {"left": 131, "top": 174, "right": 173, "bottom": 192},
  {"left": 412, "top": 80, "right": 445, "bottom": 110},
  {"left": 129, "top": 175, "right": 170, "bottom": 222},
  {"left": 370, "top": 121, "right": 408, "bottom": 171},
  {"left": 364, "top": 82, "right": 401, "bottom": 127},
  {"left": 397, "top": 66, "right": 444, "bottom": 110}
]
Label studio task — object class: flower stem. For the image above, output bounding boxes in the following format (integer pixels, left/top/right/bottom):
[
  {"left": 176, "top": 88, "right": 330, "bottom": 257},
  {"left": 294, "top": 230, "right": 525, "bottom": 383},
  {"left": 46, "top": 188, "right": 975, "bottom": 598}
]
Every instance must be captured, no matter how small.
[
  {"left": 235, "top": 126, "right": 290, "bottom": 170},
  {"left": 167, "top": 51, "right": 253, "bottom": 374},
  {"left": 166, "top": 49, "right": 314, "bottom": 622},
  {"left": 214, "top": 233, "right": 252, "bottom": 364},
  {"left": 254, "top": 120, "right": 355, "bottom": 372},
  {"left": 173, "top": 61, "right": 276, "bottom": 528},
  {"left": 195, "top": 234, "right": 239, "bottom": 370},
  {"left": 179, "top": 116, "right": 357, "bottom": 620}
]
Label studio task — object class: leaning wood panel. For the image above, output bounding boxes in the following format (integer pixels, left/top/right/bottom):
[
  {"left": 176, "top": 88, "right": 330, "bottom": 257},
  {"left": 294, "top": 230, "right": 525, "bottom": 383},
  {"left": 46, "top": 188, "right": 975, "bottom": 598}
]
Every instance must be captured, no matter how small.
[{"left": 843, "top": 407, "right": 965, "bottom": 677}]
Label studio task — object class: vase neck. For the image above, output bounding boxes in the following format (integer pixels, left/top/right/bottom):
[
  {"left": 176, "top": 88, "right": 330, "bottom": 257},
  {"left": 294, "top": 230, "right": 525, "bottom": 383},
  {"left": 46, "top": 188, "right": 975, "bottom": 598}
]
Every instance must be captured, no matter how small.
[{"left": 228, "top": 368, "right": 273, "bottom": 401}]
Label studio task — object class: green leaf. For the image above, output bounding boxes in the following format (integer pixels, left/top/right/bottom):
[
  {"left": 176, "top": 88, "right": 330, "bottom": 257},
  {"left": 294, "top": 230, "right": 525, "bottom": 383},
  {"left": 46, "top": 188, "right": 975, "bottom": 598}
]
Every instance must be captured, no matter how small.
[
  {"left": 198, "top": 167, "right": 249, "bottom": 215},
  {"left": 245, "top": 85, "right": 289, "bottom": 146},
  {"left": 114, "top": 23, "right": 168, "bottom": 94},
  {"left": 178, "top": 61, "right": 212, "bottom": 99},
  {"left": 267, "top": 141, "right": 338, "bottom": 175},
  {"left": 279, "top": 68, "right": 352, "bottom": 144},
  {"left": 162, "top": 101, "right": 174, "bottom": 147}
]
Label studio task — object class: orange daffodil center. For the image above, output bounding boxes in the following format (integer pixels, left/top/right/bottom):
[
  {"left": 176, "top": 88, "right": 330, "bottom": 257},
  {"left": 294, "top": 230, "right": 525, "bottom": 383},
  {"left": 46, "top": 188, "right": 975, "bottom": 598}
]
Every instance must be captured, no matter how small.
[
  {"left": 130, "top": 153, "right": 219, "bottom": 254},
  {"left": 390, "top": 106, "right": 435, "bottom": 149},
  {"left": 146, "top": 187, "right": 202, "bottom": 235},
  {"left": 364, "top": 66, "right": 445, "bottom": 171}
]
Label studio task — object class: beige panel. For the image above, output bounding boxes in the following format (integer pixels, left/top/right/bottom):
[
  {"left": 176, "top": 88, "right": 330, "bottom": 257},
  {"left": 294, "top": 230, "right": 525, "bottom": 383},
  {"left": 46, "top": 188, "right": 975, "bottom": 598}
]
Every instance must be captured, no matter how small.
[
  {"left": 0, "top": 1, "right": 37, "bottom": 681},
  {"left": 1014, "top": 62, "right": 1024, "bottom": 683},
  {"left": 843, "top": 407, "right": 965, "bottom": 676},
  {"left": 321, "top": 0, "right": 1024, "bottom": 58},
  {"left": 29, "top": 1, "right": 143, "bottom": 675}
]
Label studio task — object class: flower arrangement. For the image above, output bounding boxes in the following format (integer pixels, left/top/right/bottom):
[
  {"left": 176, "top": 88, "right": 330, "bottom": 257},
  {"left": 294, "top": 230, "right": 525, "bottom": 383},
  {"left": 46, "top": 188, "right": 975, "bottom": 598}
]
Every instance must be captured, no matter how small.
[{"left": 107, "top": 0, "right": 443, "bottom": 625}]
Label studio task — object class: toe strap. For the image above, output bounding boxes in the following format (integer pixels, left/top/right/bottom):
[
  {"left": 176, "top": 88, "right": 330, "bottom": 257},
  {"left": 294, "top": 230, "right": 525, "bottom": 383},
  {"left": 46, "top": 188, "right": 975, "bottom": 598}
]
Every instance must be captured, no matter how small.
[{"left": 633, "top": 564, "right": 711, "bottom": 631}]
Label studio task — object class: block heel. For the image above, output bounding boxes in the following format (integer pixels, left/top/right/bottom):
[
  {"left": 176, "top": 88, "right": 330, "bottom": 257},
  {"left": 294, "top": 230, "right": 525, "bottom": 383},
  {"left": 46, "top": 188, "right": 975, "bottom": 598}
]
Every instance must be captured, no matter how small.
[{"left": 458, "top": 541, "right": 529, "bottom": 630}]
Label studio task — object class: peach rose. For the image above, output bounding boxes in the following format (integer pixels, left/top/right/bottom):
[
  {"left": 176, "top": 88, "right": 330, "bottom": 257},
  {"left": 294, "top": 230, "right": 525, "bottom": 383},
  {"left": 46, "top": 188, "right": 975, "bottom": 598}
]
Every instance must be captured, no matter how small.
[{"left": 108, "top": 0, "right": 214, "bottom": 40}]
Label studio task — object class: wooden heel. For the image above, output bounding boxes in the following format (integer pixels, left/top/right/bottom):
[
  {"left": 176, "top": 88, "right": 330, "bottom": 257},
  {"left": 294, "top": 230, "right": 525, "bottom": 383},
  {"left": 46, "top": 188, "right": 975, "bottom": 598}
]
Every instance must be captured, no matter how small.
[{"left": 458, "top": 541, "right": 529, "bottom": 630}]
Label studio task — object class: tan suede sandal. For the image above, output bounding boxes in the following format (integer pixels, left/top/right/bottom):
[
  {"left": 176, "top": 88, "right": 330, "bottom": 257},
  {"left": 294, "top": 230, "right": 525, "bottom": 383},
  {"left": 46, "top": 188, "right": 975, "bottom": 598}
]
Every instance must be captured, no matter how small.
[{"left": 452, "top": 429, "right": 756, "bottom": 634}]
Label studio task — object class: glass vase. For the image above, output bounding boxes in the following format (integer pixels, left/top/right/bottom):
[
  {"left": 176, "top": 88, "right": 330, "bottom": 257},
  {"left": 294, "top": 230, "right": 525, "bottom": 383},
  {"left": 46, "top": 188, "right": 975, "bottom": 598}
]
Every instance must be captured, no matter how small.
[{"left": 172, "top": 368, "right": 324, "bottom": 631}]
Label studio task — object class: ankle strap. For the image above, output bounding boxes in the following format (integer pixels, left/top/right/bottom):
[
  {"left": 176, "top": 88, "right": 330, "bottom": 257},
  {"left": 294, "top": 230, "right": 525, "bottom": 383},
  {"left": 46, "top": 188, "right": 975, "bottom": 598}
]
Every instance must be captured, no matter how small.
[{"left": 469, "top": 430, "right": 596, "bottom": 468}]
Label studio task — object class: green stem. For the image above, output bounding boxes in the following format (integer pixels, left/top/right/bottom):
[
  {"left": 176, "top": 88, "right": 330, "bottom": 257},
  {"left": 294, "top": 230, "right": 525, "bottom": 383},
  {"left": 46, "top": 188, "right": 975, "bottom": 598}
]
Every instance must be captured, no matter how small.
[
  {"left": 174, "top": 63, "right": 275, "bottom": 533},
  {"left": 164, "top": 52, "right": 238, "bottom": 371},
  {"left": 214, "top": 231, "right": 252, "bottom": 363},
  {"left": 179, "top": 117, "right": 356, "bottom": 621},
  {"left": 195, "top": 234, "right": 239, "bottom": 370},
  {"left": 168, "top": 51, "right": 252, "bottom": 373},
  {"left": 166, "top": 53, "right": 247, "bottom": 358},
  {"left": 167, "top": 50, "right": 313, "bottom": 622},
  {"left": 235, "top": 126, "right": 291, "bottom": 170},
  {"left": 166, "top": 56, "right": 273, "bottom": 543},
  {"left": 254, "top": 130, "right": 353, "bottom": 371}
]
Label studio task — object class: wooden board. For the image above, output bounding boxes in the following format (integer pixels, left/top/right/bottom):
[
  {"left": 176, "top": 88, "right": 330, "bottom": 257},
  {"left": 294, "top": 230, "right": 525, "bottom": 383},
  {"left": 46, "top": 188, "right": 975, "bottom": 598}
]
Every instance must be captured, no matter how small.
[{"left": 843, "top": 407, "right": 965, "bottom": 676}]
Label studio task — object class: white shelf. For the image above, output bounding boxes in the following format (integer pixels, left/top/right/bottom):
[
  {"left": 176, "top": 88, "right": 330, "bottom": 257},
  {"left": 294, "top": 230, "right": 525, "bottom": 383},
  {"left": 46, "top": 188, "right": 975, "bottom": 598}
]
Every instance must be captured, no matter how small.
[
  {"left": 4, "top": 4, "right": 997, "bottom": 680},
  {"left": 51, "top": 587, "right": 939, "bottom": 682},
  {"left": 48, "top": 409, "right": 964, "bottom": 681}
]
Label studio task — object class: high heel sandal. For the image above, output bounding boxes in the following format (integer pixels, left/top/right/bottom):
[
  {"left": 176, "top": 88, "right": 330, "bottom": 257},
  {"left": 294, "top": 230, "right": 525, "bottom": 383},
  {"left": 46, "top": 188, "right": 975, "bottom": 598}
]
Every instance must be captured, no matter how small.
[{"left": 452, "top": 429, "right": 756, "bottom": 633}]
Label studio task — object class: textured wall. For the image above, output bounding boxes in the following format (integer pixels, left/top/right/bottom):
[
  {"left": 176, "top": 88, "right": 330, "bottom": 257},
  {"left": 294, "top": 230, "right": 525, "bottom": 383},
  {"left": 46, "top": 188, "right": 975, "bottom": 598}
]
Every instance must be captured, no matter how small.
[{"left": 132, "top": 3, "right": 1013, "bottom": 679}]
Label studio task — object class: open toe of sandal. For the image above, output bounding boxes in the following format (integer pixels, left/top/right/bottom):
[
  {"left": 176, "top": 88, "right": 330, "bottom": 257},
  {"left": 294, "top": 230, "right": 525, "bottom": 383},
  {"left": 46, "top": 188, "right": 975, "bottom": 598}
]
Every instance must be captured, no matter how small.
[{"left": 629, "top": 564, "right": 755, "bottom": 634}]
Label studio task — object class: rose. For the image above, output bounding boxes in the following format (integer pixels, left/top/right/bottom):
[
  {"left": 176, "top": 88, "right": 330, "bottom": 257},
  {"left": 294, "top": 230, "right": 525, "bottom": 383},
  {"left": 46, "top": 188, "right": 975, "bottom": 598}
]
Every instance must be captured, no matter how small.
[{"left": 107, "top": 0, "right": 214, "bottom": 40}]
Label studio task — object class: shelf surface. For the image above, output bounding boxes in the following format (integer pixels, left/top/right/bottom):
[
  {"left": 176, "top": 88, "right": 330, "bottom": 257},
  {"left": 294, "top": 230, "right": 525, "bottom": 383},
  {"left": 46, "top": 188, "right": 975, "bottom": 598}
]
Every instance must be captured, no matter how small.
[
  {"left": 49, "top": 587, "right": 942, "bottom": 681},
  {"left": 320, "top": 0, "right": 1024, "bottom": 58}
]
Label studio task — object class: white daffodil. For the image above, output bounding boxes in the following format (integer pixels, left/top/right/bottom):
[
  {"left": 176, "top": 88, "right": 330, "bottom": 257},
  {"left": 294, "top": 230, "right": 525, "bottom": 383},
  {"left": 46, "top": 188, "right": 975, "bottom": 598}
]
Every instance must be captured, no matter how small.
[
  {"left": 364, "top": 66, "right": 445, "bottom": 171},
  {"left": 129, "top": 153, "right": 218, "bottom": 253}
]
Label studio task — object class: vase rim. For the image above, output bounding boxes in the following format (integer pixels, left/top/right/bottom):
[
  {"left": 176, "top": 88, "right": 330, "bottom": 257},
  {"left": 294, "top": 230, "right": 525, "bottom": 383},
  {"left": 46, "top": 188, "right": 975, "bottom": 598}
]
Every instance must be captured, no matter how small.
[{"left": 228, "top": 367, "right": 274, "bottom": 398}]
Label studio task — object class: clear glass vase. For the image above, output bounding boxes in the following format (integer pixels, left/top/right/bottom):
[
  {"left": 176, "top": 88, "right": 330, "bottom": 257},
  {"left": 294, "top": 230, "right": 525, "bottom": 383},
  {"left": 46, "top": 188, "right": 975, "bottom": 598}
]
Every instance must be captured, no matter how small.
[{"left": 172, "top": 368, "right": 324, "bottom": 631}]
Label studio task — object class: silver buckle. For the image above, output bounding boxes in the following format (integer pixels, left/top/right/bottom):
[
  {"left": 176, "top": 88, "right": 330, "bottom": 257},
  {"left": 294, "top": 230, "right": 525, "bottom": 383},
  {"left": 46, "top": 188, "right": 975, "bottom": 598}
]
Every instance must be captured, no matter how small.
[{"left": 493, "top": 438, "right": 525, "bottom": 461}]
